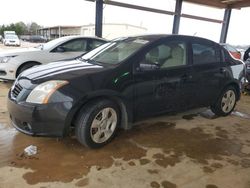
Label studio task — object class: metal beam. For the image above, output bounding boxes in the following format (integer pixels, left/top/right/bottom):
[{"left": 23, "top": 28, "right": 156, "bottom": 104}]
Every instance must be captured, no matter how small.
[
  {"left": 172, "top": 0, "right": 183, "bottom": 34},
  {"left": 220, "top": 8, "right": 232, "bottom": 43},
  {"left": 104, "top": 0, "right": 174, "bottom": 16},
  {"left": 95, "top": 0, "right": 103, "bottom": 37},
  {"left": 181, "top": 13, "right": 223, "bottom": 23}
]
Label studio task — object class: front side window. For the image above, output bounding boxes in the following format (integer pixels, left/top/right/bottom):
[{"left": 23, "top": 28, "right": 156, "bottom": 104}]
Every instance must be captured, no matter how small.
[
  {"left": 60, "top": 39, "right": 87, "bottom": 52},
  {"left": 192, "top": 43, "right": 220, "bottom": 64},
  {"left": 139, "top": 41, "right": 187, "bottom": 71}
]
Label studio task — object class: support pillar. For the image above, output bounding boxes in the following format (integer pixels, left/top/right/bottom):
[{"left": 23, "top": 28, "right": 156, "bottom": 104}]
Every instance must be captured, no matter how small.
[
  {"left": 220, "top": 8, "right": 232, "bottom": 43},
  {"left": 172, "top": 0, "right": 183, "bottom": 34},
  {"left": 95, "top": 0, "right": 103, "bottom": 37}
]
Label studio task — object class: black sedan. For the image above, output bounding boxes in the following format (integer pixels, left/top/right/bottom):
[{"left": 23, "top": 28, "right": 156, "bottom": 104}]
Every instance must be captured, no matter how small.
[{"left": 8, "top": 34, "right": 244, "bottom": 148}]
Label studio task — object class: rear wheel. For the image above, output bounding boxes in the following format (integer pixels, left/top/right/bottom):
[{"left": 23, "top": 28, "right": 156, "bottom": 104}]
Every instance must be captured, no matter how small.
[
  {"left": 75, "top": 99, "right": 120, "bottom": 148},
  {"left": 211, "top": 86, "right": 237, "bottom": 116}
]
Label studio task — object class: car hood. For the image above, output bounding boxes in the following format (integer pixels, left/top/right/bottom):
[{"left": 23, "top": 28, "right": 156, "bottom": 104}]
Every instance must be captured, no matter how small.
[
  {"left": 18, "top": 59, "right": 104, "bottom": 85},
  {"left": 0, "top": 47, "right": 40, "bottom": 57}
]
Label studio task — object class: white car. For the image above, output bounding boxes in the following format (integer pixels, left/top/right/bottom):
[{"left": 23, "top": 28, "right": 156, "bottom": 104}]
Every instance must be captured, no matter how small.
[
  {"left": 3, "top": 35, "right": 21, "bottom": 46},
  {"left": 0, "top": 36, "right": 107, "bottom": 80}
]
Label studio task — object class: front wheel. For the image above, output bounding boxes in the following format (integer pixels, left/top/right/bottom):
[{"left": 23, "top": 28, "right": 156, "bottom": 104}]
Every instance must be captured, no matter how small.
[
  {"left": 17, "top": 62, "right": 39, "bottom": 77},
  {"left": 75, "top": 99, "right": 120, "bottom": 148},
  {"left": 211, "top": 86, "right": 237, "bottom": 116}
]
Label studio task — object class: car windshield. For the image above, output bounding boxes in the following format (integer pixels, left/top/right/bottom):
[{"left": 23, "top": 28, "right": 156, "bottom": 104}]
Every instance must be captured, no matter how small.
[
  {"left": 80, "top": 38, "right": 150, "bottom": 65},
  {"left": 6, "top": 35, "right": 18, "bottom": 39},
  {"left": 37, "top": 37, "right": 71, "bottom": 50}
]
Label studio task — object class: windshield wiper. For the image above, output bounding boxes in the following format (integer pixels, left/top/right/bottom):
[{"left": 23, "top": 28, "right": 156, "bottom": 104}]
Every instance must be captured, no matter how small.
[{"left": 77, "top": 57, "right": 104, "bottom": 66}]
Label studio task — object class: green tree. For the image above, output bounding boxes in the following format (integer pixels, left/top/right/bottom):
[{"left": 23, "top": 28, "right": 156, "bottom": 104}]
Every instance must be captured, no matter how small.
[
  {"left": 28, "top": 22, "right": 41, "bottom": 35},
  {"left": 15, "top": 22, "right": 27, "bottom": 35},
  {"left": 0, "top": 22, "right": 42, "bottom": 36}
]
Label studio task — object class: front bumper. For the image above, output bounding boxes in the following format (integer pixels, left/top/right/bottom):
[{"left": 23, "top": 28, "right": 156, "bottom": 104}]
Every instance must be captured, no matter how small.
[
  {"left": 4, "top": 41, "right": 20, "bottom": 46},
  {"left": 8, "top": 95, "right": 72, "bottom": 137},
  {"left": 0, "top": 63, "right": 16, "bottom": 80}
]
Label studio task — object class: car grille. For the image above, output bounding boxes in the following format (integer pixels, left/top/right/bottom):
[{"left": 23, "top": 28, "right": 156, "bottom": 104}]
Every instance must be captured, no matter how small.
[
  {"left": 11, "top": 83, "right": 23, "bottom": 99},
  {"left": 0, "top": 70, "right": 6, "bottom": 76}
]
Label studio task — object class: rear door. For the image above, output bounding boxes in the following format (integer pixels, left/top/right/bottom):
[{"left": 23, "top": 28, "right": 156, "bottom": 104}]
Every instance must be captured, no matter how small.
[{"left": 190, "top": 39, "right": 226, "bottom": 106}]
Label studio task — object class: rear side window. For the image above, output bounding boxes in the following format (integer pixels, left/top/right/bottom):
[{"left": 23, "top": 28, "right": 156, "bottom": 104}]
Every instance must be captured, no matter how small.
[{"left": 192, "top": 43, "right": 220, "bottom": 65}]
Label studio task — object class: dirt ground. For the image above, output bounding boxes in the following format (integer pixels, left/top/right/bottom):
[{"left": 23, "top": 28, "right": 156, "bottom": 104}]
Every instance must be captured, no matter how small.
[
  {"left": 0, "top": 41, "right": 40, "bottom": 51},
  {"left": 0, "top": 44, "right": 250, "bottom": 188}
]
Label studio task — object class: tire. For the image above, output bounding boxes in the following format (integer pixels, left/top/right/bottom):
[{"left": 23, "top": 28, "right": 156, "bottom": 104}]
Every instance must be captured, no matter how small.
[
  {"left": 211, "top": 86, "right": 237, "bottom": 116},
  {"left": 17, "top": 62, "right": 39, "bottom": 77},
  {"left": 75, "top": 99, "right": 120, "bottom": 148}
]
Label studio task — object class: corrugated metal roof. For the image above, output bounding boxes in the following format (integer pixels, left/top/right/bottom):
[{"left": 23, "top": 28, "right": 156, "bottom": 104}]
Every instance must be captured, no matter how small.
[
  {"left": 185, "top": 0, "right": 250, "bottom": 9},
  {"left": 86, "top": 0, "right": 250, "bottom": 9}
]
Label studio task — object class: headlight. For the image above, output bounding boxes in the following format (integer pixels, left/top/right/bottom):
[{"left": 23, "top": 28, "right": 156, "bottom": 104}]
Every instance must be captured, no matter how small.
[
  {"left": 0, "top": 56, "right": 17, "bottom": 63},
  {"left": 26, "top": 80, "right": 69, "bottom": 104}
]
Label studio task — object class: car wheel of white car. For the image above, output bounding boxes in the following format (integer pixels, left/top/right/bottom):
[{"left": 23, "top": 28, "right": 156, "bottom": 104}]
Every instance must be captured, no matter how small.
[
  {"left": 211, "top": 86, "right": 237, "bottom": 116},
  {"left": 17, "top": 62, "right": 39, "bottom": 77},
  {"left": 75, "top": 99, "right": 120, "bottom": 148}
]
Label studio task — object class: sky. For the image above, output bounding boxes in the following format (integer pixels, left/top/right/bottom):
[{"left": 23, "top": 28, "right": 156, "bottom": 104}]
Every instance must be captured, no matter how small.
[{"left": 0, "top": 0, "right": 249, "bottom": 45}]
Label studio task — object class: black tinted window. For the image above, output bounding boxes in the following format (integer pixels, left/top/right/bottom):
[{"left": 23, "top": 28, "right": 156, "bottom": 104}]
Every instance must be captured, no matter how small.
[
  {"left": 192, "top": 43, "right": 220, "bottom": 64},
  {"left": 89, "top": 40, "right": 106, "bottom": 50},
  {"left": 61, "top": 39, "right": 87, "bottom": 52}
]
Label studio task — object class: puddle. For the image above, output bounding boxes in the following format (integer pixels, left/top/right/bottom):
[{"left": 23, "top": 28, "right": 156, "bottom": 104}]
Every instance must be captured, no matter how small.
[
  {"left": 182, "top": 114, "right": 198, "bottom": 120},
  {"left": 8, "top": 131, "right": 147, "bottom": 185},
  {"left": 206, "top": 185, "right": 218, "bottom": 188},
  {"left": 131, "top": 122, "right": 245, "bottom": 165},
  {"left": 0, "top": 123, "right": 17, "bottom": 167},
  {"left": 1, "top": 119, "right": 248, "bottom": 185}
]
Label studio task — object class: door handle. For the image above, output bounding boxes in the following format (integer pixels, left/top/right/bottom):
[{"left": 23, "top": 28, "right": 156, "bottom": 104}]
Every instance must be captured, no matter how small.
[
  {"left": 220, "top": 68, "right": 226, "bottom": 73},
  {"left": 181, "top": 74, "right": 192, "bottom": 80}
]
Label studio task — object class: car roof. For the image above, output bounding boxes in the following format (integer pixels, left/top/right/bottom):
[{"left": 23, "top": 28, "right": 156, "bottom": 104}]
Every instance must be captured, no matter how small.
[
  {"left": 58, "top": 35, "right": 107, "bottom": 41},
  {"left": 113, "top": 34, "right": 219, "bottom": 45}
]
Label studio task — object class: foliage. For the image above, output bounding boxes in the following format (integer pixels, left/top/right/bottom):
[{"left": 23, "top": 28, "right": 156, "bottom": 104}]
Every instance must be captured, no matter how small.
[{"left": 0, "top": 22, "right": 42, "bottom": 36}]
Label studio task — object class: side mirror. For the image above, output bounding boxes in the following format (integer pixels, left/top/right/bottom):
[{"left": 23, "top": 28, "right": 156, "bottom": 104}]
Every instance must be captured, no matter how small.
[{"left": 56, "top": 46, "right": 66, "bottom": 53}]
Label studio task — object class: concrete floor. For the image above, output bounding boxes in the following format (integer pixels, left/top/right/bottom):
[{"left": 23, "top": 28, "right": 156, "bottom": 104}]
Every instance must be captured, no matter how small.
[
  {"left": 0, "top": 43, "right": 250, "bottom": 188},
  {"left": 0, "top": 81, "right": 250, "bottom": 188}
]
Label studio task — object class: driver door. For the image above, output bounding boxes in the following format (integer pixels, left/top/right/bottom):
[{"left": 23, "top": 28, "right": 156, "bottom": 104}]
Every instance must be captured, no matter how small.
[
  {"left": 133, "top": 39, "right": 193, "bottom": 119},
  {"left": 48, "top": 38, "right": 88, "bottom": 62}
]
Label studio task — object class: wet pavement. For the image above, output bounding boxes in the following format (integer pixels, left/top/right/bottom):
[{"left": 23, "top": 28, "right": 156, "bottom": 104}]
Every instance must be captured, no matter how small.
[{"left": 1, "top": 81, "right": 250, "bottom": 188}]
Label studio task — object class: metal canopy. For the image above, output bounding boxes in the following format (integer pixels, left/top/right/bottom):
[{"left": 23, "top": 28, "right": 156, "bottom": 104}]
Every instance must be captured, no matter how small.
[
  {"left": 185, "top": 0, "right": 250, "bottom": 9},
  {"left": 86, "top": 0, "right": 250, "bottom": 43},
  {"left": 86, "top": 0, "right": 250, "bottom": 10}
]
